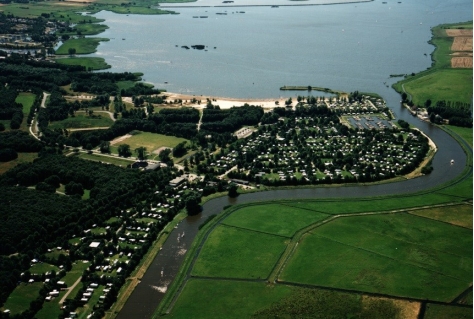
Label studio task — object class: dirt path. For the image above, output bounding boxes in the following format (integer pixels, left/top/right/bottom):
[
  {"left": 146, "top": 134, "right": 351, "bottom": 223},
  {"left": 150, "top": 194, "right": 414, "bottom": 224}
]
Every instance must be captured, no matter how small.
[{"left": 59, "top": 276, "right": 81, "bottom": 304}]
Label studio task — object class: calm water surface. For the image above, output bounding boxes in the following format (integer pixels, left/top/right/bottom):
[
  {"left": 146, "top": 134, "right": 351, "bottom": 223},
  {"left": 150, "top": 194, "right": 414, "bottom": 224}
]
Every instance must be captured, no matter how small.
[{"left": 91, "top": 0, "right": 471, "bottom": 102}]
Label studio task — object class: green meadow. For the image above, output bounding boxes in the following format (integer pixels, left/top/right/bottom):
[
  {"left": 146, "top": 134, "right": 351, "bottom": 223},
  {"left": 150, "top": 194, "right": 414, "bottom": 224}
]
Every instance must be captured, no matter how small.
[
  {"left": 280, "top": 214, "right": 472, "bottom": 301},
  {"left": 424, "top": 304, "right": 472, "bottom": 319},
  {"left": 55, "top": 38, "right": 109, "bottom": 55},
  {"left": 191, "top": 225, "right": 287, "bottom": 279},
  {"left": 168, "top": 280, "right": 292, "bottom": 319},
  {"left": 222, "top": 203, "right": 329, "bottom": 237}
]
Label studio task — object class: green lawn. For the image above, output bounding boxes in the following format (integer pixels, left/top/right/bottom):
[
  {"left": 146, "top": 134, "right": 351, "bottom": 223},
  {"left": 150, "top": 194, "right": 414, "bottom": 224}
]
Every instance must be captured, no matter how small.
[
  {"left": 48, "top": 113, "right": 113, "bottom": 130},
  {"left": 168, "top": 279, "right": 292, "bottom": 319},
  {"left": 191, "top": 225, "right": 287, "bottom": 279},
  {"left": 110, "top": 131, "right": 189, "bottom": 156},
  {"left": 29, "top": 263, "right": 60, "bottom": 275},
  {"left": 3, "top": 282, "right": 43, "bottom": 315},
  {"left": 222, "top": 203, "right": 329, "bottom": 237},
  {"left": 55, "top": 38, "right": 109, "bottom": 55},
  {"left": 15, "top": 92, "right": 36, "bottom": 115},
  {"left": 280, "top": 214, "right": 472, "bottom": 302},
  {"left": 56, "top": 57, "right": 111, "bottom": 70},
  {"left": 58, "top": 23, "right": 108, "bottom": 36},
  {"left": 424, "top": 303, "right": 472, "bottom": 319}
]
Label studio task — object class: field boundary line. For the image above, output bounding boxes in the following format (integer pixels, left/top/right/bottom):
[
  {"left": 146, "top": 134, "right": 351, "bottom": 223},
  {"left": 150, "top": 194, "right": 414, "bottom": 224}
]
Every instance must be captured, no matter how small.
[
  {"left": 275, "top": 281, "right": 474, "bottom": 308},
  {"left": 219, "top": 223, "right": 292, "bottom": 239}
]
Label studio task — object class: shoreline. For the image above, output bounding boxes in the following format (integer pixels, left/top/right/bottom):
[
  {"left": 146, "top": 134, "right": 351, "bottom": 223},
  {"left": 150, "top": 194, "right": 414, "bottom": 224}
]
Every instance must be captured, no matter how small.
[{"left": 162, "top": 91, "right": 294, "bottom": 109}]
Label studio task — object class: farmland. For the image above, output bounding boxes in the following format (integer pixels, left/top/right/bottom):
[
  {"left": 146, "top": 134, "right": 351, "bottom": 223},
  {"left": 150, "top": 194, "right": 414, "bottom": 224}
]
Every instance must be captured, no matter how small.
[{"left": 162, "top": 192, "right": 472, "bottom": 318}]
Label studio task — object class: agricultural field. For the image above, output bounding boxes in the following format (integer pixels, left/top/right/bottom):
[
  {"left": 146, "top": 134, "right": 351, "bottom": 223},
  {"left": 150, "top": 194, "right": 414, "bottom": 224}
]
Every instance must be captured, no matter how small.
[
  {"left": 409, "top": 204, "right": 472, "bottom": 229},
  {"left": 191, "top": 225, "right": 287, "bottom": 279},
  {"left": 279, "top": 213, "right": 472, "bottom": 302},
  {"left": 163, "top": 189, "right": 472, "bottom": 319},
  {"left": 222, "top": 203, "right": 329, "bottom": 237},
  {"left": 109, "top": 131, "right": 189, "bottom": 158},
  {"left": 424, "top": 303, "right": 472, "bottom": 319},
  {"left": 393, "top": 21, "right": 473, "bottom": 109}
]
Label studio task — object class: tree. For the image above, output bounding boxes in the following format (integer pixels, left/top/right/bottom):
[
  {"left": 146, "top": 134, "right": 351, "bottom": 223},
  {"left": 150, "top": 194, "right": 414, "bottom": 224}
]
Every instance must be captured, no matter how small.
[
  {"left": 173, "top": 142, "right": 187, "bottom": 158},
  {"left": 135, "top": 146, "right": 147, "bottom": 161},
  {"left": 158, "top": 148, "right": 172, "bottom": 162},
  {"left": 68, "top": 48, "right": 76, "bottom": 56},
  {"left": 228, "top": 183, "right": 239, "bottom": 198},
  {"left": 184, "top": 192, "right": 201, "bottom": 215},
  {"left": 99, "top": 141, "right": 111, "bottom": 154},
  {"left": 118, "top": 144, "right": 132, "bottom": 157}
]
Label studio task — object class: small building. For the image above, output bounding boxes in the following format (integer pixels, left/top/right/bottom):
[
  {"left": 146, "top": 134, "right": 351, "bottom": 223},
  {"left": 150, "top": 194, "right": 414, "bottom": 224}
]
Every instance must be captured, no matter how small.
[{"left": 169, "top": 176, "right": 186, "bottom": 187}]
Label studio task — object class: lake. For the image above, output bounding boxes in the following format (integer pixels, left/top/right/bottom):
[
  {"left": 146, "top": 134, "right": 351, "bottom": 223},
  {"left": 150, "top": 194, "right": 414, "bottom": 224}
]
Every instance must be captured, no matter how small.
[{"left": 90, "top": 0, "right": 471, "bottom": 105}]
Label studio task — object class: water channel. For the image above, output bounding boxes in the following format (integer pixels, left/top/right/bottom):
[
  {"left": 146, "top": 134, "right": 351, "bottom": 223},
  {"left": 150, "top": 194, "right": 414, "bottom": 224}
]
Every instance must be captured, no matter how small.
[{"left": 98, "top": 0, "right": 473, "bottom": 316}]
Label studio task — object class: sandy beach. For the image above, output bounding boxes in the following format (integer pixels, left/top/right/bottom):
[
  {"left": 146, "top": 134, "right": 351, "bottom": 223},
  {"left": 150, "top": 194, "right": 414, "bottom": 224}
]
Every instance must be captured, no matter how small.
[{"left": 162, "top": 91, "right": 293, "bottom": 110}]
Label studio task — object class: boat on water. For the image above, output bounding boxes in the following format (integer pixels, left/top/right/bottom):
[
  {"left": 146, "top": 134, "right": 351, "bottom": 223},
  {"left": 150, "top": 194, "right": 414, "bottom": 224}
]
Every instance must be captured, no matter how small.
[{"left": 271, "top": 5, "right": 279, "bottom": 8}]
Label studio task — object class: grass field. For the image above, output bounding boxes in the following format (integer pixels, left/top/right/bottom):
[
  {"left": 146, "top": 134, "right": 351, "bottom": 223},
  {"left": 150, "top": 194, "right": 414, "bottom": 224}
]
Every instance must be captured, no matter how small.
[
  {"left": 15, "top": 92, "right": 36, "bottom": 132},
  {"left": 110, "top": 131, "right": 189, "bottom": 157},
  {"left": 445, "top": 125, "right": 473, "bottom": 148},
  {"left": 60, "top": 261, "right": 90, "bottom": 287},
  {"left": 58, "top": 23, "right": 108, "bottom": 36},
  {"left": 222, "top": 203, "right": 329, "bottom": 237},
  {"left": 191, "top": 225, "right": 287, "bottom": 279},
  {"left": 0, "top": 153, "right": 38, "bottom": 175},
  {"left": 280, "top": 213, "right": 472, "bottom": 302},
  {"left": 30, "top": 263, "right": 60, "bottom": 275},
  {"left": 55, "top": 38, "right": 109, "bottom": 55},
  {"left": 168, "top": 279, "right": 414, "bottom": 319},
  {"left": 424, "top": 303, "right": 472, "bottom": 319},
  {"left": 398, "top": 69, "right": 472, "bottom": 106},
  {"left": 56, "top": 57, "right": 111, "bottom": 70},
  {"left": 409, "top": 204, "right": 472, "bottom": 229},
  {"left": 48, "top": 113, "right": 113, "bottom": 130},
  {"left": 34, "top": 290, "right": 67, "bottom": 319},
  {"left": 283, "top": 191, "right": 467, "bottom": 215},
  {"left": 168, "top": 279, "right": 292, "bottom": 319},
  {"left": 3, "top": 282, "right": 43, "bottom": 315},
  {"left": 77, "top": 153, "right": 134, "bottom": 167}
]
